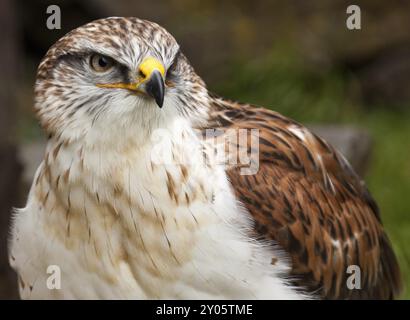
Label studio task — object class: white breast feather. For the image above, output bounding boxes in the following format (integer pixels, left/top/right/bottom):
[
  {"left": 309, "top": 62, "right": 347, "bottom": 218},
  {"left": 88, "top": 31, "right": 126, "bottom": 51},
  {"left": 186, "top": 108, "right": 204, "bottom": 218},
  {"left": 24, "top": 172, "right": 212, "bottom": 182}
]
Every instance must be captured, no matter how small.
[{"left": 9, "top": 116, "right": 307, "bottom": 299}]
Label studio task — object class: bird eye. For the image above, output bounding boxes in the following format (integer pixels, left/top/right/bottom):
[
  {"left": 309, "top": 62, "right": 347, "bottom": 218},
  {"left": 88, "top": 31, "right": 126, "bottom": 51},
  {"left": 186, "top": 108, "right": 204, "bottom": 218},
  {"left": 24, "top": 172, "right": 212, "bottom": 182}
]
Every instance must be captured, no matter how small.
[
  {"left": 166, "top": 51, "right": 180, "bottom": 79},
  {"left": 90, "top": 54, "right": 114, "bottom": 72}
]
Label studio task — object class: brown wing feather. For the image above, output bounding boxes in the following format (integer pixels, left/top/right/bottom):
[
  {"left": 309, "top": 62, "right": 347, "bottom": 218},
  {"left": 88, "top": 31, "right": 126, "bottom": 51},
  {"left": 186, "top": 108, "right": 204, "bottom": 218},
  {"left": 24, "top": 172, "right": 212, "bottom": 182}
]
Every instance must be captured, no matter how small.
[{"left": 207, "top": 95, "right": 402, "bottom": 299}]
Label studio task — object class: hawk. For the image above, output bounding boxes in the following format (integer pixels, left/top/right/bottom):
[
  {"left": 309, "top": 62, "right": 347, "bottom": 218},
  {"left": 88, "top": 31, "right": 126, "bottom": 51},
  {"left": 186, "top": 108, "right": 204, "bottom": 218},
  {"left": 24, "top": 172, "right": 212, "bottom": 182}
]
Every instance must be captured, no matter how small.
[{"left": 9, "top": 17, "right": 401, "bottom": 299}]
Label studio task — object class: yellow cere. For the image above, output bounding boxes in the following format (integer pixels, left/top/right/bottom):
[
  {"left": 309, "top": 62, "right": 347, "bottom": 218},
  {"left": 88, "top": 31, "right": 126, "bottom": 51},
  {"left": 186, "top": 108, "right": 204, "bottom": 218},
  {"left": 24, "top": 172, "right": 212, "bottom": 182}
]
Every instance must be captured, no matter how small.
[{"left": 139, "top": 57, "right": 165, "bottom": 79}]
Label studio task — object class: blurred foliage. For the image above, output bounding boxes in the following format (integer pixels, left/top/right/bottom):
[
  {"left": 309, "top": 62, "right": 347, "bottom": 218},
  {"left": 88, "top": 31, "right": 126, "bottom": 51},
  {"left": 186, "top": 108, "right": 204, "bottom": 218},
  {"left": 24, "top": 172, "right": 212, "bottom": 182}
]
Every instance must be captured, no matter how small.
[
  {"left": 364, "top": 110, "right": 410, "bottom": 299},
  {"left": 210, "top": 44, "right": 352, "bottom": 122}
]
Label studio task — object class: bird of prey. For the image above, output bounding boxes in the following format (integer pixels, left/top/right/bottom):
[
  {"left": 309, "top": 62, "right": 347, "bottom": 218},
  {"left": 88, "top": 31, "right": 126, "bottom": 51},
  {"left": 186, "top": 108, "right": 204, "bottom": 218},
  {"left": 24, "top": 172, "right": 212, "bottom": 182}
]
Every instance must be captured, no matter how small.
[{"left": 9, "top": 17, "right": 401, "bottom": 299}]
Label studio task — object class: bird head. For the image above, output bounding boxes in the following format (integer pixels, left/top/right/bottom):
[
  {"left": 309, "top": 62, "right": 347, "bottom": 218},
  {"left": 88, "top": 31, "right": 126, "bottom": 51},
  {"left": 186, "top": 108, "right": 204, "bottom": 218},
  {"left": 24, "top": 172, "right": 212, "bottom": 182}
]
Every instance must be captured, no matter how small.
[{"left": 34, "top": 17, "right": 209, "bottom": 146}]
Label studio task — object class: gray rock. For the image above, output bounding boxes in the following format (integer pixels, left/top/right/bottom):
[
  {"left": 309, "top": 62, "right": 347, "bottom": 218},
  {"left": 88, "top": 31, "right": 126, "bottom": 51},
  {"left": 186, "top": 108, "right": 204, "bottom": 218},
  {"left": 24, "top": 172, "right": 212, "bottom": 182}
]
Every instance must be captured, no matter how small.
[{"left": 309, "top": 125, "right": 372, "bottom": 177}]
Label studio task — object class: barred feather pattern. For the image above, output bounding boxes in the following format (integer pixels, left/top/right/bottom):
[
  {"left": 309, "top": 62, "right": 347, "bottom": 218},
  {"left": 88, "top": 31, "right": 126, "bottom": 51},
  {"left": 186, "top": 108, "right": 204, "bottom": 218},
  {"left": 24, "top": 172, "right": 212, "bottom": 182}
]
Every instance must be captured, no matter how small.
[{"left": 207, "top": 96, "right": 402, "bottom": 299}]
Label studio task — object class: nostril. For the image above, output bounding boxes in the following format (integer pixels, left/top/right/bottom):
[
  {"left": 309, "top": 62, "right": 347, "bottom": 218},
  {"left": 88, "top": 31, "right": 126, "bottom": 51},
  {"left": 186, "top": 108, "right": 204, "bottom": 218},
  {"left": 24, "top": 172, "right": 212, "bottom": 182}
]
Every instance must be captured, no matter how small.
[{"left": 138, "top": 69, "right": 146, "bottom": 79}]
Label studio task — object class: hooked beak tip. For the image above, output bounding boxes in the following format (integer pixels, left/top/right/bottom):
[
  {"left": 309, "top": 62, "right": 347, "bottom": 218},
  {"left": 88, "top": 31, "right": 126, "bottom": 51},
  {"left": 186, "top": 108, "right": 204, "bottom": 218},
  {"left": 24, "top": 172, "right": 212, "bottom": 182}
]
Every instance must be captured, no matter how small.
[{"left": 145, "top": 70, "right": 165, "bottom": 108}]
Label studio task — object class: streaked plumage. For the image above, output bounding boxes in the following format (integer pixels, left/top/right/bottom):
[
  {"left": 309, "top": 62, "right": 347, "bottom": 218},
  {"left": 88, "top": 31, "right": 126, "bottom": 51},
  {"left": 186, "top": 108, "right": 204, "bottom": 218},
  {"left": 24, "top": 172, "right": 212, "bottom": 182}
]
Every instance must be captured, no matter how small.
[
  {"left": 209, "top": 97, "right": 401, "bottom": 299},
  {"left": 9, "top": 17, "right": 401, "bottom": 299}
]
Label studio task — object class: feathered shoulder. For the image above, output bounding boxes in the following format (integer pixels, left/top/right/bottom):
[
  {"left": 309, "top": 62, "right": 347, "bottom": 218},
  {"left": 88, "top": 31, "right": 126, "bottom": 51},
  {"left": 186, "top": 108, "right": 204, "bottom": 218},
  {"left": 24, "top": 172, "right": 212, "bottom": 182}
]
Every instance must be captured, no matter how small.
[{"left": 205, "top": 94, "right": 401, "bottom": 299}]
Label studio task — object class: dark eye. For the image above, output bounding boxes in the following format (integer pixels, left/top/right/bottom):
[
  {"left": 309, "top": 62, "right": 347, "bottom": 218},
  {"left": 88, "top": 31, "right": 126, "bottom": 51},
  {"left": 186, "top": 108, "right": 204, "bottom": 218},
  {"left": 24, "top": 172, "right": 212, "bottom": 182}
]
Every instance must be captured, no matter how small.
[
  {"left": 166, "top": 51, "right": 180, "bottom": 79},
  {"left": 90, "top": 54, "right": 114, "bottom": 72}
]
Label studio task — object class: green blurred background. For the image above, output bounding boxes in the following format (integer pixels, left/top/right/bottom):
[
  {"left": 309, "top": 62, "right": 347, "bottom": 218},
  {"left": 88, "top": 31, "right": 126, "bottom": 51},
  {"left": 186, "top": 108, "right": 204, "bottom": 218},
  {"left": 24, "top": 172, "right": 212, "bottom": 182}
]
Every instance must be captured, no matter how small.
[{"left": 0, "top": 0, "right": 409, "bottom": 298}]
